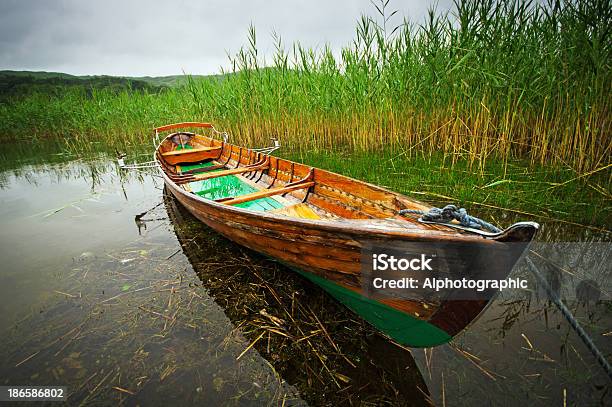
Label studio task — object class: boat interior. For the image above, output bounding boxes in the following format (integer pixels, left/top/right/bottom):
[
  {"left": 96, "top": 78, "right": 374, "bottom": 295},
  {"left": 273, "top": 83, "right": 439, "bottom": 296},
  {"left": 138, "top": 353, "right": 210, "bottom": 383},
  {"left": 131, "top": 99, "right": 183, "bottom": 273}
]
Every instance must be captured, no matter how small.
[
  {"left": 153, "top": 123, "right": 540, "bottom": 244},
  {"left": 156, "top": 124, "right": 438, "bottom": 226}
]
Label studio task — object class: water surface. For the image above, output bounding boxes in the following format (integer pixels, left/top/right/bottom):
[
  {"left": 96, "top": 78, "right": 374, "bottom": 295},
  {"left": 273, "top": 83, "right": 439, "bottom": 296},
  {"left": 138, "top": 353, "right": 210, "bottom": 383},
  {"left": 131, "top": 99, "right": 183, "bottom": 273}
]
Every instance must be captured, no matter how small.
[{"left": 0, "top": 144, "right": 609, "bottom": 405}]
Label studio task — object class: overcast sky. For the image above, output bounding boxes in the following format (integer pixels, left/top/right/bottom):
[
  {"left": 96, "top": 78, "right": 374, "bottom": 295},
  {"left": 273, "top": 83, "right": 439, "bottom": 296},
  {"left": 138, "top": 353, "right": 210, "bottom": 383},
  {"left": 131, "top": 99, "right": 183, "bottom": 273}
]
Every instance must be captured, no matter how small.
[{"left": 0, "top": 0, "right": 454, "bottom": 77}]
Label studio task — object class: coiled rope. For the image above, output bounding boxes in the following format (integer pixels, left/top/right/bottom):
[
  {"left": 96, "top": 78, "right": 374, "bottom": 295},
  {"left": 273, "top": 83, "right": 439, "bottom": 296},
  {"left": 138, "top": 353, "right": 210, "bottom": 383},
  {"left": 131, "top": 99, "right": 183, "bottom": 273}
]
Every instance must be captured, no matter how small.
[{"left": 399, "top": 204, "right": 501, "bottom": 233}]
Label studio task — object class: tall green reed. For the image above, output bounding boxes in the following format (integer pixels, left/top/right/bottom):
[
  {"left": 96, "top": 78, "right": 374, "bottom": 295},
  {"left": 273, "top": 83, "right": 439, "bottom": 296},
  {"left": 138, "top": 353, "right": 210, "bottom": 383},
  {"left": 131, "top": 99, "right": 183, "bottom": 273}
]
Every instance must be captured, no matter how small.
[{"left": 0, "top": 0, "right": 609, "bottom": 174}]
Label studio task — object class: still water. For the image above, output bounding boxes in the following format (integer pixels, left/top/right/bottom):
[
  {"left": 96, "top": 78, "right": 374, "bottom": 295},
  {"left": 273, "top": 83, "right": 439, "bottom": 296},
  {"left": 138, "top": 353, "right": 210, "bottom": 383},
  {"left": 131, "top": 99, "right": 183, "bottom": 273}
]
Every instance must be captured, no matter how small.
[{"left": 0, "top": 145, "right": 609, "bottom": 406}]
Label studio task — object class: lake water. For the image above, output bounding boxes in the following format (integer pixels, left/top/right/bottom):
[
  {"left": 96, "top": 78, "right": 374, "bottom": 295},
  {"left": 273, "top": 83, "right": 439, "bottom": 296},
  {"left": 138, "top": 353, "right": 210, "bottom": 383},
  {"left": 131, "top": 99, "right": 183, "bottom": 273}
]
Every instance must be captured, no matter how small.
[{"left": 0, "top": 144, "right": 609, "bottom": 405}]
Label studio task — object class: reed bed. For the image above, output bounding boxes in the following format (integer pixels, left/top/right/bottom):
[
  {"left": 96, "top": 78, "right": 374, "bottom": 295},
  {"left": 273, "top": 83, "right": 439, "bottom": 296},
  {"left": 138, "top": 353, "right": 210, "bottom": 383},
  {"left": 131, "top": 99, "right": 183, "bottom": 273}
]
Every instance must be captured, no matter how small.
[{"left": 0, "top": 0, "right": 610, "bottom": 175}]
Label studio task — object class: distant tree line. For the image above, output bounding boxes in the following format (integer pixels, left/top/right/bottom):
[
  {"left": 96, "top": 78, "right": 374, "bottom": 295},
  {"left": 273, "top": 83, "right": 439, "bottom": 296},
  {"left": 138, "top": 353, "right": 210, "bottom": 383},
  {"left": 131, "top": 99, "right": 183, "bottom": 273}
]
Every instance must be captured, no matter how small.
[{"left": 0, "top": 74, "right": 163, "bottom": 102}]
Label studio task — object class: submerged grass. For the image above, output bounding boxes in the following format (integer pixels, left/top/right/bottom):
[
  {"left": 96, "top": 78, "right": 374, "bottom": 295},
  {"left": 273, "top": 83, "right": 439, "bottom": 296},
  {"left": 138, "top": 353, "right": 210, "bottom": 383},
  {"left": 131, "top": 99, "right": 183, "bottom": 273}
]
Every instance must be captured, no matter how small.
[
  {"left": 0, "top": 155, "right": 608, "bottom": 406},
  {"left": 1, "top": 191, "right": 433, "bottom": 406}
]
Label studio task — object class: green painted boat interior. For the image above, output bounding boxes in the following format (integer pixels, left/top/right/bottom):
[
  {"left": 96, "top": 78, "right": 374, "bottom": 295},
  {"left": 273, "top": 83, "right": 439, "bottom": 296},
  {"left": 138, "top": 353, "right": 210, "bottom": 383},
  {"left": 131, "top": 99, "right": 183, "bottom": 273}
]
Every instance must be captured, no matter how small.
[
  {"left": 175, "top": 144, "right": 193, "bottom": 150},
  {"left": 186, "top": 161, "right": 284, "bottom": 212},
  {"left": 296, "top": 269, "right": 452, "bottom": 347},
  {"left": 179, "top": 161, "right": 217, "bottom": 172}
]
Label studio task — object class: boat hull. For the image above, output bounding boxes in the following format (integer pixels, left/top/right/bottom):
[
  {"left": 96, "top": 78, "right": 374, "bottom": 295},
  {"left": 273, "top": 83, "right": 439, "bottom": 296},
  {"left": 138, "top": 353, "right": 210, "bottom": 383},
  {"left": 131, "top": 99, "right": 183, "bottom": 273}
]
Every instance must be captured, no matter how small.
[
  {"left": 163, "top": 176, "right": 534, "bottom": 347},
  {"left": 152, "top": 122, "right": 537, "bottom": 347}
]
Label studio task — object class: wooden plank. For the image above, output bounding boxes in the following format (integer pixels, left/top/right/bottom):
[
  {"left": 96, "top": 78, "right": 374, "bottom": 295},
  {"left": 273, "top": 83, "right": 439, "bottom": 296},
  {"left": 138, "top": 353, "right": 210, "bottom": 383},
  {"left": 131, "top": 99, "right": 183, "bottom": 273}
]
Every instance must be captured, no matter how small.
[
  {"left": 162, "top": 146, "right": 220, "bottom": 157},
  {"left": 182, "top": 163, "right": 226, "bottom": 174},
  {"left": 307, "top": 193, "right": 374, "bottom": 219},
  {"left": 218, "top": 182, "right": 315, "bottom": 206},
  {"left": 163, "top": 149, "right": 223, "bottom": 166},
  {"left": 236, "top": 174, "right": 294, "bottom": 206},
  {"left": 271, "top": 203, "right": 321, "bottom": 220},
  {"left": 191, "top": 163, "right": 269, "bottom": 181}
]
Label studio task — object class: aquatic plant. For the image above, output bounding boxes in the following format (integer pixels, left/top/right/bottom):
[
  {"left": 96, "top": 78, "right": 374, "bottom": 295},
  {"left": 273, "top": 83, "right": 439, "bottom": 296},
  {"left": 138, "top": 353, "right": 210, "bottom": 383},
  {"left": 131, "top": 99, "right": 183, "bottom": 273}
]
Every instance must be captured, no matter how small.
[{"left": 0, "top": 0, "right": 609, "bottom": 176}]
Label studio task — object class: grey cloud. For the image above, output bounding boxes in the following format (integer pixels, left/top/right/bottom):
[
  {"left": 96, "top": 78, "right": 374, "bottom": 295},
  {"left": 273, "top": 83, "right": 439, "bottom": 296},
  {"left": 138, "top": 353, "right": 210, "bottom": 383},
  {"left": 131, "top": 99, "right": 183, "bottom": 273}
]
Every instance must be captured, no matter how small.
[{"left": 0, "top": 0, "right": 454, "bottom": 76}]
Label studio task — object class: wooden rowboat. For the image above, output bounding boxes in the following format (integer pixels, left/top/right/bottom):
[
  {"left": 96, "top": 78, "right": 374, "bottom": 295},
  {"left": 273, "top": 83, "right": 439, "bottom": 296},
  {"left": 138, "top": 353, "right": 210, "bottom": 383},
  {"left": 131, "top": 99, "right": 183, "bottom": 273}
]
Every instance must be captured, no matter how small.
[{"left": 154, "top": 122, "right": 539, "bottom": 347}]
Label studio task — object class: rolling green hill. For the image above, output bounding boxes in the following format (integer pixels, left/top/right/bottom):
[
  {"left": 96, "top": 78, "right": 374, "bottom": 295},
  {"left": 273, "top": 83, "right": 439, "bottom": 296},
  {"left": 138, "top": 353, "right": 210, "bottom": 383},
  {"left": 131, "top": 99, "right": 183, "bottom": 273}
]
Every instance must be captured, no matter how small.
[
  {"left": 0, "top": 70, "right": 209, "bottom": 86},
  {"left": 0, "top": 70, "right": 214, "bottom": 101}
]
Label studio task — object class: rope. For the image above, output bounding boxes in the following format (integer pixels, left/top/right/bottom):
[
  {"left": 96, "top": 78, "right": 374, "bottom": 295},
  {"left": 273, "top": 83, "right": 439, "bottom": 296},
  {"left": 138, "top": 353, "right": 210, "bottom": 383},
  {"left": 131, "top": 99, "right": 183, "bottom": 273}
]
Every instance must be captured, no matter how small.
[
  {"left": 526, "top": 257, "right": 612, "bottom": 380},
  {"left": 403, "top": 203, "right": 611, "bottom": 379},
  {"left": 399, "top": 204, "right": 501, "bottom": 233}
]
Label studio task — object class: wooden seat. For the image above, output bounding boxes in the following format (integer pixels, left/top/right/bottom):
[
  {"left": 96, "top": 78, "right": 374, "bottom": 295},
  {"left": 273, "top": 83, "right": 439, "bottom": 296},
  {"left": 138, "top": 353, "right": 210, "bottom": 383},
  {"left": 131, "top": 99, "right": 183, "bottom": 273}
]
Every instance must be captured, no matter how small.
[
  {"left": 184, "top": 157, "right": 269, "bottom": 182},
  {"left": 162, "top": 146, "right": 220, "bottom": 157},
  {"left": 217, "top": 182, "right": 315, "bottom": 206},
  {"left": 271, "top": 203, "right": 321, "bottom": 219},
  {"left": 189, "top": 163, "right": 269, "bottom": 182},
  {"left": 161, "top": 146, "right": 222, "bottom": 165}
]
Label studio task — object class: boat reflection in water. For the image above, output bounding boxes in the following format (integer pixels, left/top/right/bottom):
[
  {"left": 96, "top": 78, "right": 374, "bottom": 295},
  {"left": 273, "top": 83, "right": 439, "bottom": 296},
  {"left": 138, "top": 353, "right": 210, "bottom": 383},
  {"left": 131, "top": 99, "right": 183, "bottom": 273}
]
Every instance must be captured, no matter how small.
[{"left": 164, "top": 189, "right": 433, "bottom": 406}]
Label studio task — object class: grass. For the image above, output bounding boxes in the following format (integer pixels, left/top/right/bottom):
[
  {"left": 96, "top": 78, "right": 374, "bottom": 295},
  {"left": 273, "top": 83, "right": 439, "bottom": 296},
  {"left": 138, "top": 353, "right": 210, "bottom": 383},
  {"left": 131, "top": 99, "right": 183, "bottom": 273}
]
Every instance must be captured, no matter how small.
[
  {"left": 0, "top": 0, "right": 609, "bottom": 228},
  {"left": 280, "top": 149, "right": 611, "bottom": 233}
]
